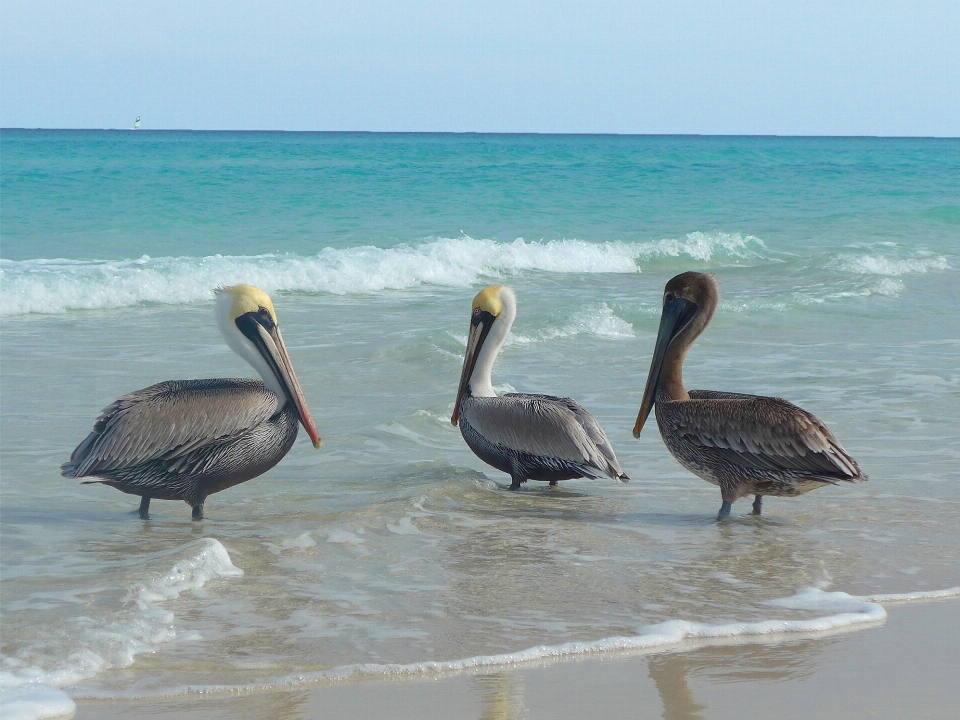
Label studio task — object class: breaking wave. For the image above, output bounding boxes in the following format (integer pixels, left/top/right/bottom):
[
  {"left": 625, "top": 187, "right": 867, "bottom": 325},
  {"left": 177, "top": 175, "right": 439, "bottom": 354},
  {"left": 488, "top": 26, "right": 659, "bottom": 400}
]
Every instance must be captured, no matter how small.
[
  {"left": 0, "top": 539, "right": 243, "bottom": 720},
  {"left": 1, "top": 233, "right": 765, "bottom": 316},
  {"left": 836, "top": 253, "right": 949, "bottom": 277}
]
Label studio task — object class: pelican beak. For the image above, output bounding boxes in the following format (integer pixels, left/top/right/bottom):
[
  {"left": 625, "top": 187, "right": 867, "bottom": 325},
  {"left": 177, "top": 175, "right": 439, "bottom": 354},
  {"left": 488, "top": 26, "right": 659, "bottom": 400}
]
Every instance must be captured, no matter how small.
[
  {"left": 268, "top": 326, "right": 322, "bottom": 448},
  {"left": 245, "top": 319, "right": 322, "bottom": 449},
  {"left": 451, "top": 311, "right": 494, "bottom": 425},
  {"left": 634, "top": 296, "right": 697, "bottom": 438}
]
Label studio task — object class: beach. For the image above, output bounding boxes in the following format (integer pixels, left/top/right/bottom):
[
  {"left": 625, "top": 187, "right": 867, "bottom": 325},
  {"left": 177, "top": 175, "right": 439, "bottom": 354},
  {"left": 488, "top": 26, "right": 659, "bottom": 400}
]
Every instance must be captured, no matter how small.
[
  {"left": 70, "top": 598, "right": 960, "bottom": 720},
  {"left": 2, "top": 132, "right": 958, "bottom": 719}
]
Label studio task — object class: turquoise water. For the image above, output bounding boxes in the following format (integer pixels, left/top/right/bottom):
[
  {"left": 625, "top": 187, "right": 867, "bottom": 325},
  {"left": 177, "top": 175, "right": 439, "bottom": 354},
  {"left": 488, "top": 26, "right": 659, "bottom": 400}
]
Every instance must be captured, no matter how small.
[
  {"left": 1, "top": 131, "right": 959, "bottom": 717},
  {"left": 4, "top": 132, "right": 958, "bottom": 261}
]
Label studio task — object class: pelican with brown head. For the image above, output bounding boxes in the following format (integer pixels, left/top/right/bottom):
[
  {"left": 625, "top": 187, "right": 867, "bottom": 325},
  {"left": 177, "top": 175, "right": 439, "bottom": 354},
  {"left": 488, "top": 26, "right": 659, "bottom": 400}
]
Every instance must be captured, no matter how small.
[{"left": 634, "top": 272, "right": 867, "bottom": 519}]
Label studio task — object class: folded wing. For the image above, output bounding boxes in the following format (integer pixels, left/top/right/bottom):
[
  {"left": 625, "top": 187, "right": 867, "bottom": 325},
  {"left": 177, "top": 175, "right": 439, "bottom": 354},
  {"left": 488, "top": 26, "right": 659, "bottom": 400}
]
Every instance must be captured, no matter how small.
[
  {"left": 62, "top": 379, "right": 280, "bottom": 478},
  {"left": 664, "top": 390, "right": 865, "bottom": 482},
  {"left": 464, "top": 393, "right": 626, "bottom": 478}
]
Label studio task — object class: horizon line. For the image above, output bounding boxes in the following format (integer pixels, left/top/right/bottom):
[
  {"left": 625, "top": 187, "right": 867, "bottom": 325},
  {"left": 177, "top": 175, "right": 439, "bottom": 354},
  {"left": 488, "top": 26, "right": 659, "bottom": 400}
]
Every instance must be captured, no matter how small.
[{"left": 1, "top": 128, "right": 957, "bottom": 140}]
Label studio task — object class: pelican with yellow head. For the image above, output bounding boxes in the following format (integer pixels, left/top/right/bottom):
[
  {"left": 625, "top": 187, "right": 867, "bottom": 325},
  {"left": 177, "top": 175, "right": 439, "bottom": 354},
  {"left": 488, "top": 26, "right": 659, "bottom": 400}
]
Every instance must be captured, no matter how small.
[
  {"left": 452, "top": 285, "right": 628, "bottom": 489},
  {"left": 62, "top": 284, "right": 321, "bottom": 520}
]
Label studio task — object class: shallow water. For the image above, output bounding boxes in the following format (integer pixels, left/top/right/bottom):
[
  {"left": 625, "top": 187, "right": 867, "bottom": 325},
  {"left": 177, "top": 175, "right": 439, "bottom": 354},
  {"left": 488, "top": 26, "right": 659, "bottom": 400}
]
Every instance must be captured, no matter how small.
[{"left": 1, "top": 132, "right": 958, "bottom": 716}]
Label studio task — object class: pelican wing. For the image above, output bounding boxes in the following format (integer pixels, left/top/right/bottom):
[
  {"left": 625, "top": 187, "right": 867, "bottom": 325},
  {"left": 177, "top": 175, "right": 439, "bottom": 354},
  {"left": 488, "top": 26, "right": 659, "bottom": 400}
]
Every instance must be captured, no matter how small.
[
  {"left": 667, "top": 391, "right": 865, "bottom": 480},
  {"left": 63, "top": 379, "right": 279, "bottom": 477},
  {"left": 551, "top": 396, "right": 628, "bottom": 479},
  {"left": 464, "top": 393, "right": 614, "bottom": 471}
]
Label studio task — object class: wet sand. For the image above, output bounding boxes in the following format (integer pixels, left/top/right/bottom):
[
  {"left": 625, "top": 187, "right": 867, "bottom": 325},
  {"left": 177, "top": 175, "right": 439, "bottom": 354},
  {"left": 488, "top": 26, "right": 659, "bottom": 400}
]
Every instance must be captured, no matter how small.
[{"left": 75, "top": 598, "right": 960, "bottom": 720}]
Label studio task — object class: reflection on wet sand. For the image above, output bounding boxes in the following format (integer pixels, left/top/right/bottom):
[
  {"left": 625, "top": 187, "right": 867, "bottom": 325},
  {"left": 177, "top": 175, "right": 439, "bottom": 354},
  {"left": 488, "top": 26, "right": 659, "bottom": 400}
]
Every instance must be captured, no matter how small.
[
  {"left": 463, "top": 635, "right": 840, "bottom": 720},
  {"left": 648, "top": 653, "right": 705, "bottom": 720},
  {"left": 645, "top": 634, "right": 844, "bottom": 719},
  {"left": 678, "top": 636, "right": 837, "bottom": 684},
  {"left": 475, "top": 673, "right": 526, "bottom": 720}
]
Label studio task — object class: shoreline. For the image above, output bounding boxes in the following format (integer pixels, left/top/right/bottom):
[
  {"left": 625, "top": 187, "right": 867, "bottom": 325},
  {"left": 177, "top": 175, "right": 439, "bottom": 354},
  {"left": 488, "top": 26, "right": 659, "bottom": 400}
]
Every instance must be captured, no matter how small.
[{"left": 70, "top": 597, "right": 960, "bottom": 720}]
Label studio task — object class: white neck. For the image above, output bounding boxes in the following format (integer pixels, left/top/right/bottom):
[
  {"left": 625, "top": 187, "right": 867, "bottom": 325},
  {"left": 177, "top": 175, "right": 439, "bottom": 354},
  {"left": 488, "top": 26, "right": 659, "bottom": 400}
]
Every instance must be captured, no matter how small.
[
  {"left": 216, "top": 293, "right": 285, "bottom": 411},
  {"left": 469, "top": 287, "right": 516, "bottom": 398}
]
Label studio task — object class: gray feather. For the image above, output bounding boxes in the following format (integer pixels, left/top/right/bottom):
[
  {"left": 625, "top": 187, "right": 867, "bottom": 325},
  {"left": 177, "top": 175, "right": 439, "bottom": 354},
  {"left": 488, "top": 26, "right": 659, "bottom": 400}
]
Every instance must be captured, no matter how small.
[
  {"left": 460, "top": 393, "right": 627, "bottom": 481},
  {"left": 62, "top": 378, "right": 298, "bottom": 507},
  {"left": 63, "top": 379, "right": 279, "bottom": 477}
]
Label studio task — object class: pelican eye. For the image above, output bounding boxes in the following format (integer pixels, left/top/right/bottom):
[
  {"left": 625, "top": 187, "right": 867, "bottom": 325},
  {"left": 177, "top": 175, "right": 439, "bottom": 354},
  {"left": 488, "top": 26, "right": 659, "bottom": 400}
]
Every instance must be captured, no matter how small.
[{"left": 664, "top": 292, "right": 676, "bottom": 304}]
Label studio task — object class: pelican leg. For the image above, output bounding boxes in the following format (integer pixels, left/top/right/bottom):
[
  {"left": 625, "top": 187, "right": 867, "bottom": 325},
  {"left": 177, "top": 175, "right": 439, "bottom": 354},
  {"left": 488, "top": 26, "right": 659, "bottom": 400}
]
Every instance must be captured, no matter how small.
[
  {"left": 751, "top": 495, "right": 763, "bottom": 515},
  {"left": 549, "top": 480, "right": 558, "bottom": 487},
  {"left": 717, "top": 501, "right": 732, "bottom": 521},
  {"left": 138, "top": 496, "right": 151, "bottom": 519},
  {"left": 192, "top": 503, "right": 204, "bottom": 521}
]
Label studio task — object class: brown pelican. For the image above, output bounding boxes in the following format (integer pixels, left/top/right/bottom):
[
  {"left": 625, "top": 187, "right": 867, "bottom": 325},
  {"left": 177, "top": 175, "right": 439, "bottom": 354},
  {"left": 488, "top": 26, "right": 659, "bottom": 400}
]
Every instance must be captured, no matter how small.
[
  {"left": 452, "top": 285, "right": 628, "bottom": 489},
  {"left": 62, "top": 284, "right": 321, "bottom": 520},
  {"left": 634, "top": 271, "right": 867, "bottom": 520}
]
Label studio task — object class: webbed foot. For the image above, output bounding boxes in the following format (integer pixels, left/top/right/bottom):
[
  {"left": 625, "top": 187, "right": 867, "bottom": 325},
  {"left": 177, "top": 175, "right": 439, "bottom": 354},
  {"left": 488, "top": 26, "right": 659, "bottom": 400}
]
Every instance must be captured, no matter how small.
[
  {"left": 191, "top": 504, "right": 204, "bottom": 520},
  {"left": 717, "top": 501, "right": 732, "bottom": 521}
]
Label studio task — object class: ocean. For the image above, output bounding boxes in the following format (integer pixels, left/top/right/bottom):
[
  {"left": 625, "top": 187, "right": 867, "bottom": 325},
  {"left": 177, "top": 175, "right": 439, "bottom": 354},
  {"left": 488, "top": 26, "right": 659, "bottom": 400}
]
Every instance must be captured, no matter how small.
[{"left": 1, "top": 131, "right": 958, "bottom": 718}]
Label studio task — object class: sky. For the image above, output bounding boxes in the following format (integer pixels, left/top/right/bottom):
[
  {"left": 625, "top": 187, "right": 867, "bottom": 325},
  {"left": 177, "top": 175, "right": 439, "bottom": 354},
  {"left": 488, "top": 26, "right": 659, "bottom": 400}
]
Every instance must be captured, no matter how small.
[{"left": 2, "top": 0, "right": 958, "bottom": 135}]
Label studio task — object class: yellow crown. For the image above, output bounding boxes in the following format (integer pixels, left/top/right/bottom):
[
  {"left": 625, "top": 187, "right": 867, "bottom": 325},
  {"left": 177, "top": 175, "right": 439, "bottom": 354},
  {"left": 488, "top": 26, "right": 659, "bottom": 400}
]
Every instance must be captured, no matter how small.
[
  {"left": 472, "top": 285, "right": 504, "bottom": 316},
  {"left": 218, "top": 284, "right": 277, "bottom": 322}
]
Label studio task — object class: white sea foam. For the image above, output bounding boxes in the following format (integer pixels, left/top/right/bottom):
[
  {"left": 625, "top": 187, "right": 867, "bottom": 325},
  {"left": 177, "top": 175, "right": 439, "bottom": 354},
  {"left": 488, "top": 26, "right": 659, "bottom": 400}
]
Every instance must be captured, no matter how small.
[
  {"left": 836, "top": 253, "right": 950, "bottom": 277},
  {"left": 0, "top": 539, "right": 242, "bottom": 719},
  {"left": 792, "top": 277, "right": 906, "bottom": 304},
  {"left": 0, "top": 684, "right": 76, "bottom": 720},
  {"left": 0, "top": 233, "right": 765, "bottom": 316},
  {"left": 634, "top": 231, "right": 767, "bottom": 263},
  {"left": 265, "top": 532, "right": 318, "bottom": 556},
  {"left": 548, "top": 303, "right": 636, "bottom": 341},
  {"left": 450, "top": 303, "right": 634, "bottom": 348},
  {"left": 71, "top": 585, "right": 959, "bottom": 700},
  {"left": 861, "top": 587, "right": 960, "bottom": 604}
]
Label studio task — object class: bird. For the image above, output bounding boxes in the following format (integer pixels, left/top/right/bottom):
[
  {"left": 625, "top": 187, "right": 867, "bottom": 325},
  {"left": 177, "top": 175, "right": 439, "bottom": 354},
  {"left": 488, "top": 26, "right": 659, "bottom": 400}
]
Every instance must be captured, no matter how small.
[
  {"left": 62, "top": 284, "right": 321, "bottom": 520},
  {"left": 633, "top": 271, "right": 866, "bottom": 520},
  {"left": 451, "top": 285, "right": 628, "bottom": 490}
]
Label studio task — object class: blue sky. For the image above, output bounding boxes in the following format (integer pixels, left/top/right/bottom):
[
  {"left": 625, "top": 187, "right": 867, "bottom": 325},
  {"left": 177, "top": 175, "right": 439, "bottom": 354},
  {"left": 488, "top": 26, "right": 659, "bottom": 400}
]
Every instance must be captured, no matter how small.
[{"left": 2, "top": 1, "right": 957, "bottom": 135}]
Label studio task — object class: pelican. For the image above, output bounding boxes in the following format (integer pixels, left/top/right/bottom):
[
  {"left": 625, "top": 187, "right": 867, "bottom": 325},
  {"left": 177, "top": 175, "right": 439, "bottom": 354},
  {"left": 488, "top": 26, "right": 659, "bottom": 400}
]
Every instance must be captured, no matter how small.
[
  {"left": 62, "top": 284, "right": 321, "bottom": 520},
  {"left": 451, "top": 285, "right": 628, "bottom": 489},
  {"left": 634, "top": 271, "right": 867, "bottom": 520}
]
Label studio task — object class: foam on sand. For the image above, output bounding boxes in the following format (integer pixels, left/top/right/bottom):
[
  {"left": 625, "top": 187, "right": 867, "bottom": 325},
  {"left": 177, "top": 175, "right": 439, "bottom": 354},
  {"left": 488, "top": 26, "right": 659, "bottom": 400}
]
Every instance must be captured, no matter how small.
[
  {"left": 72, "top": 585, "right": 960, "bottom": 701},
  {"left": 0, "top": 539, "right": 243, "bottom": 720}
]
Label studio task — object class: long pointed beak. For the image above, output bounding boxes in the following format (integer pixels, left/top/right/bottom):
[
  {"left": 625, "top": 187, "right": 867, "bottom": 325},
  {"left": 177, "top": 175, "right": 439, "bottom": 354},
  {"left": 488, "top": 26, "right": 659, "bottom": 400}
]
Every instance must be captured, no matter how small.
[
  {"left": 258, "top": 325, "right": 322, "bottom": 448},
  {"left": 633, "top": 297, "right": 696, "bottom": 438},
  {"left": 451, "top": 318, "right": 490, "bottom": 425}
]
